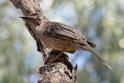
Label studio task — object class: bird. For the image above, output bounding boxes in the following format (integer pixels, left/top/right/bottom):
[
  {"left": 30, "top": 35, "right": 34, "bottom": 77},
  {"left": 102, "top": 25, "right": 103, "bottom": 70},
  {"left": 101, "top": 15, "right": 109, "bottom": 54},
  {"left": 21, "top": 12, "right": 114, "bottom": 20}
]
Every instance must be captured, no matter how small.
[{"left": 21, "top": 16, "right": 112, "bottom": 70}]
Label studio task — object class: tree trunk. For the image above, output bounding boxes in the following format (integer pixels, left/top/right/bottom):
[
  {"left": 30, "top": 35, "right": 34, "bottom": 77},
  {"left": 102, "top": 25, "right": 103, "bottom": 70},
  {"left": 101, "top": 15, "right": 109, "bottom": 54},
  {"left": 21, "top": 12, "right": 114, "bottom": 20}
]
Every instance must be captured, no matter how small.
[{"left": 10, "top": 0, "right": 77, "bottom": 83}]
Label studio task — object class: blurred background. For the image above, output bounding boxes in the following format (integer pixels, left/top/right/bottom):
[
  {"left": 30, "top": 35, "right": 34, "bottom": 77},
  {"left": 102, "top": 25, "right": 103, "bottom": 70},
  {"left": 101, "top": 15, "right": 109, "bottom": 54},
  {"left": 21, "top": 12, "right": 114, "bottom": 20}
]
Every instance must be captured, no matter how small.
[{"left": 0, "top": 0, "right": 124, "bottom": 83}]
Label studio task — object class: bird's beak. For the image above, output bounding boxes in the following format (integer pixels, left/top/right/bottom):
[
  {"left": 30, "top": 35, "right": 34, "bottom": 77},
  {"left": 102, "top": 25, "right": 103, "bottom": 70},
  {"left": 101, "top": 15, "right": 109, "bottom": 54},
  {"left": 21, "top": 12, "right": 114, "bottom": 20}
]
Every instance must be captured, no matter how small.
[{"left": 20, "top": 16, "right": 36, "bottom": 21}]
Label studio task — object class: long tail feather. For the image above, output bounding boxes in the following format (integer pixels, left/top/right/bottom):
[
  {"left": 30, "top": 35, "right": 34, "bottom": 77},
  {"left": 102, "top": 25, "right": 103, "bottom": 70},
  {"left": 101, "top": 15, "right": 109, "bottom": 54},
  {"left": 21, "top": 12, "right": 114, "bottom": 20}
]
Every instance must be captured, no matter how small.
[{"left": 85, "top": 44, "right": 112, "bottom": 71}]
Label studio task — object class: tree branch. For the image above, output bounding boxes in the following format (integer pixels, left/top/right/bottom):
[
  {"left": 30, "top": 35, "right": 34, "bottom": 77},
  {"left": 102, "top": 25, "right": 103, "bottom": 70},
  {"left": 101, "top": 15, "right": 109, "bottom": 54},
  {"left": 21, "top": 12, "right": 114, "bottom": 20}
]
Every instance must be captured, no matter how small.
[{"left": 10, "top": 0, "right": 77, "bottom": 82}]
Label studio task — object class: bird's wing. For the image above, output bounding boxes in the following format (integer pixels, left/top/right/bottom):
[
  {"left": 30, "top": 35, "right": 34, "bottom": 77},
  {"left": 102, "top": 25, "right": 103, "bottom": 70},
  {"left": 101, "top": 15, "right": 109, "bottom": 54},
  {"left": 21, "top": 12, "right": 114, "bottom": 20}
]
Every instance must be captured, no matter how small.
[
  {"left": 44, "top": 22, "right": 96, "bottom": 48},
  {"left": 44, "top": 22, "right": 84, "bottom": 42}
]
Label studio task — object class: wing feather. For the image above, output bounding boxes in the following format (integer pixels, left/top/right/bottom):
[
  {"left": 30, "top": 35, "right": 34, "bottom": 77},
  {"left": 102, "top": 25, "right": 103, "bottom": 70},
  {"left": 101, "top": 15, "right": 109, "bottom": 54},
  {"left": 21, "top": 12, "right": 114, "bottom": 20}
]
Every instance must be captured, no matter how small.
[
  {"left": 45, "top": 22, "right": 83, "bottom": 41},
  {"left": 44, "top": 22, "right": 95, "bottom": 47}
]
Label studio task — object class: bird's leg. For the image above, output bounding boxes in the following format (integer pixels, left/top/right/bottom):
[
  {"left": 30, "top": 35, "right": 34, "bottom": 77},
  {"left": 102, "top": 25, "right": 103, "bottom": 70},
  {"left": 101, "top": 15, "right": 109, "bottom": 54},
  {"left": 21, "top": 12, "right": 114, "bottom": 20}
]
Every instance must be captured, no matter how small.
[
  {"left": 45, "top": 50, "right": 64, "bottom": 64},
  {"left": 45, "top": 44, "right": 71, "bottom": 64}
]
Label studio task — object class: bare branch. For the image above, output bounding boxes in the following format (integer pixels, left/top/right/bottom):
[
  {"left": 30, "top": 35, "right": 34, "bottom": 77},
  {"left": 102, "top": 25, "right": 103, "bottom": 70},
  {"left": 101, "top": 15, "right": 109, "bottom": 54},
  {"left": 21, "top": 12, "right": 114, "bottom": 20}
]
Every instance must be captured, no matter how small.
[{"left": 10, "top": 0, "right": 77, "bottom": 83}]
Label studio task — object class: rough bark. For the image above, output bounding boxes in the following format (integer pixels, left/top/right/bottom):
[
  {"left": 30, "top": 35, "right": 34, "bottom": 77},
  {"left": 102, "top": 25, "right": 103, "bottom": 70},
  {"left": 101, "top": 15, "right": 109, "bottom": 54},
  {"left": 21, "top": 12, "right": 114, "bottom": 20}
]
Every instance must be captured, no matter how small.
[{"left": 10, "top": 0, "right": 77, "bottom": 83}]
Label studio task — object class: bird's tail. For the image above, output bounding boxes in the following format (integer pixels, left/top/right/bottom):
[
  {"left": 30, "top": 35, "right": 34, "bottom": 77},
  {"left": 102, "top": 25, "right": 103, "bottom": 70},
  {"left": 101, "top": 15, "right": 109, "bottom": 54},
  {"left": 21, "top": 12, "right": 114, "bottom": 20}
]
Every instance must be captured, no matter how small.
[{"left": 82, "top": 44, "right": 112, "bottom": 71}]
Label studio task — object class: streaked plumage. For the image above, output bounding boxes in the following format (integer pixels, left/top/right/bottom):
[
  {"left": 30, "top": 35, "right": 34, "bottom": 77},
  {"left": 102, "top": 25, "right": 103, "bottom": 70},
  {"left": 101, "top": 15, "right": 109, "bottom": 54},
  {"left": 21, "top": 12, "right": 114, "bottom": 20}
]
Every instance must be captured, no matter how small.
[{"left": 21, "top": 16, "right": 112, "bottom": 70}]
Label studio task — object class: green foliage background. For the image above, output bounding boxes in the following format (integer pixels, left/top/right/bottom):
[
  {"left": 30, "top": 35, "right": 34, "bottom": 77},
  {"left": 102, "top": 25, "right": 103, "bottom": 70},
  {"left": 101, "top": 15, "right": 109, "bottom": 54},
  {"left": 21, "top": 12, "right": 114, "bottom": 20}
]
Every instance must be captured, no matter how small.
[{"left": 0, "top": 0, "right": 124, "bottom": 83}]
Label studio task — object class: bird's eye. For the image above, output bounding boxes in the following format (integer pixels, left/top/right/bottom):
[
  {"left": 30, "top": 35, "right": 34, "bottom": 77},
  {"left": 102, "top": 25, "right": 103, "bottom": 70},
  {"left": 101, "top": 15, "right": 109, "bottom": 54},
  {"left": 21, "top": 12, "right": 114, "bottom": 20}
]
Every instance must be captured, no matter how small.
[{"left": 49, "top": 28, "right": 55, "bottom": 33}]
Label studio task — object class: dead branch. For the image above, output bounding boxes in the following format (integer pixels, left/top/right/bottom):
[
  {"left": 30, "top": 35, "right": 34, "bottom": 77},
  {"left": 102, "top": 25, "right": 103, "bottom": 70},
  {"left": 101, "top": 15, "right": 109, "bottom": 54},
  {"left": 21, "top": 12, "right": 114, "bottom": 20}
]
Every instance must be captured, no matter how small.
[{"left": 10, "top": 0, "right": 77, "bottom": 83}]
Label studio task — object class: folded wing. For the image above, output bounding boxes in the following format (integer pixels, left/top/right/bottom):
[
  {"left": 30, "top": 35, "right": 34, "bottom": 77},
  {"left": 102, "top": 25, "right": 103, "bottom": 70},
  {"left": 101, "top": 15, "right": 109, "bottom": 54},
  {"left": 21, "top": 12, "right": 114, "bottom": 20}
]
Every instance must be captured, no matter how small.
[{"left": 44, "top": 22, "right": 96, "bottom": 48}]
